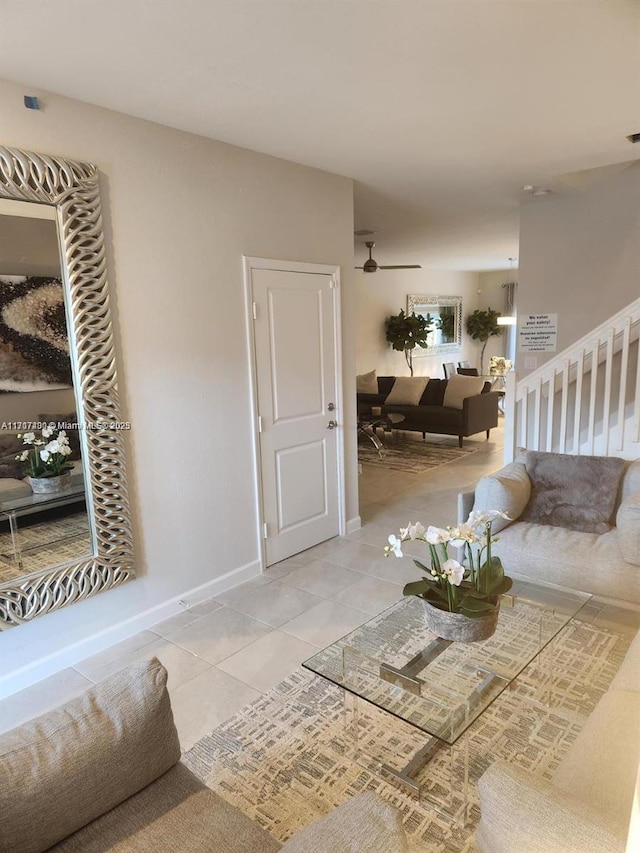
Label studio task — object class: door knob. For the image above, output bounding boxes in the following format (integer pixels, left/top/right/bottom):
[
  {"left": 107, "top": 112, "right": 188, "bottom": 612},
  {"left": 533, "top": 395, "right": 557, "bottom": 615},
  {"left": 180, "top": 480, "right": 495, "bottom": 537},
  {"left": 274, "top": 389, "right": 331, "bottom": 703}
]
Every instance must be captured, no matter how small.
[
  {"left": 327, "top": 420, "right": 338, "bottom": 430},
  {"left": 328, "top": 402, "right": 336, "bottom": 411}
]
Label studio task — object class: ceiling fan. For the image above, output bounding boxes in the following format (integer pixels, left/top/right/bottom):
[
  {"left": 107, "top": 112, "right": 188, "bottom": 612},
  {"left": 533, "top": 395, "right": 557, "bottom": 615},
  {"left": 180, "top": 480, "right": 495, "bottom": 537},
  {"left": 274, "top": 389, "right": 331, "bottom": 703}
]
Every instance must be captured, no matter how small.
[{"left": 355, "top": 241, "right": 422, "bottom": 273}]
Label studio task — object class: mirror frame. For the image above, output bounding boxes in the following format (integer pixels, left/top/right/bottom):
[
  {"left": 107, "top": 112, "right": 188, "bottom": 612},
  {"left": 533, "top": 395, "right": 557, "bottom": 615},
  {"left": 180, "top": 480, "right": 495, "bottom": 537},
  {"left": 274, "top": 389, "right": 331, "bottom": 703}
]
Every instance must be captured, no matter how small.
[
  {"left": 0, "top": 145, "right": 134, "bottom": 627},
  {"left": 407, "top": 294, "right": 462, "bottom": 355}
]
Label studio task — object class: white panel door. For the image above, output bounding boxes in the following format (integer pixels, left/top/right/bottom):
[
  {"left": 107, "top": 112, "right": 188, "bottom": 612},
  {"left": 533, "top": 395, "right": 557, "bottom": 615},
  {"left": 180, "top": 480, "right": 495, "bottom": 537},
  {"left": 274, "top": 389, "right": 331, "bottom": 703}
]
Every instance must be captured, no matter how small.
[{"left": 252, "top": 267, "right": 340, "bottom": 566}]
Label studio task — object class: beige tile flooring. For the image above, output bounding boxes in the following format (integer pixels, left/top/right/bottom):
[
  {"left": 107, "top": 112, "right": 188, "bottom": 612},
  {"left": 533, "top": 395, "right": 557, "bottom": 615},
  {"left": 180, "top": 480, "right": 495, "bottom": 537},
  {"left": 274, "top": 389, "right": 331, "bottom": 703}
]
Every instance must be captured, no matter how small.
[{"left": 2, "top": 425, "right": 639, "bottom": 753}]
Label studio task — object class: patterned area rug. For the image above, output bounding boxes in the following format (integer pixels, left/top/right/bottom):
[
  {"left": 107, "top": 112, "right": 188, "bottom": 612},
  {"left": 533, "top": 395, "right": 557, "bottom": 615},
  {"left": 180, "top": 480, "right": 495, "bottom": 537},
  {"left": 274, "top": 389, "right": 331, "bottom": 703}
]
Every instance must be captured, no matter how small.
[
  {"left": 358, "top": 435, "right": 477, "bottom": 473},
  {"left": 183, "top": 620, "right": 630, "bottom": 852},
  {"left": 0, "top": 512, "right": 91, "bottom": 582}
]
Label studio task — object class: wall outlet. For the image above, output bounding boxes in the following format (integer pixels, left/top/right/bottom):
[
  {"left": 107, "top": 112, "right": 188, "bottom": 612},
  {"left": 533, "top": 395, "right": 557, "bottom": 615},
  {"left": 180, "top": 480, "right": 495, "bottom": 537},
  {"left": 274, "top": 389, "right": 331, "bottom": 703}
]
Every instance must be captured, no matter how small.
[{"left": 524, "top": 356, "right": 537, "bottom": 370}]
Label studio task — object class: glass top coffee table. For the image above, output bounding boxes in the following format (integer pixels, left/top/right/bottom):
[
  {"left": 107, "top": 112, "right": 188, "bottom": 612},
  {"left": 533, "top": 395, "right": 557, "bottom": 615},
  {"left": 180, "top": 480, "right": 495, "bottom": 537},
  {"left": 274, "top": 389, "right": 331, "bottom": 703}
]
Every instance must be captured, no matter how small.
[
  {"left": 357, "top": 411, "right": 405, "bottom": 457},
  {"left": 302, "top": 580, "right": 591, "bottom": 820}
]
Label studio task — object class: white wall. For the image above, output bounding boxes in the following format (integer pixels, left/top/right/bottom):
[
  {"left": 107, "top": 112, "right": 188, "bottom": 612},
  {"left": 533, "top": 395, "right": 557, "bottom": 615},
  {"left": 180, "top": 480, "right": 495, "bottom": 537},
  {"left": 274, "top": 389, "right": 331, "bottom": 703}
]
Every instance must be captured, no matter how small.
[
  {"left": 0, "top": 78, "right": 356, "bottom": 692},
  {"left": 477, "top": 269, "right": 518, "bottom": 369},
  {"left": 355, "top": 268, "right": 480, "bottom": 379},
  {"left": 518, "top": 162, "right": 640, "bottom": 374}
]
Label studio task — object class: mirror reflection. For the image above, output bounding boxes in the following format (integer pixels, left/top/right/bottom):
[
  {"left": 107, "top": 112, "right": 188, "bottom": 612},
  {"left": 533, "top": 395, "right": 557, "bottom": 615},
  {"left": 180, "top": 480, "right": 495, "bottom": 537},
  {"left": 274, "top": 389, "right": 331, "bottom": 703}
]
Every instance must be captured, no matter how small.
[
  {"left": 407, "top": 294, "right": 462, "bottom": 355},
  {"left": 0, "top": 200, "right": 92, "bottom": 584}
]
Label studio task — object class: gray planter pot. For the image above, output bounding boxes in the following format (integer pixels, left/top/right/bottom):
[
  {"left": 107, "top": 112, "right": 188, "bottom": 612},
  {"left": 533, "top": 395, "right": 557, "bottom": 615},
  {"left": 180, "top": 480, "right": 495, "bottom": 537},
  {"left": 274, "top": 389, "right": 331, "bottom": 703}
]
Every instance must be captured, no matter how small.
[
  {"left": 28, "top": 472, "right": 72, "bottom": 495},
  {"left": 421, "top": 597, "right": 499, "bottom": 642}
]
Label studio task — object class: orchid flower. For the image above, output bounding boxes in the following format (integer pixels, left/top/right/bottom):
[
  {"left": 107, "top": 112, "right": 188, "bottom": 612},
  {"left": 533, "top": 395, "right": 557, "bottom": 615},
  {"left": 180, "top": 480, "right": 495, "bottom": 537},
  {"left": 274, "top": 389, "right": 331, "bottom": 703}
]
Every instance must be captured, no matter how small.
[
  {"left": 400, "top": 521, "right": 425, "bottom": 541},
  {"left": 384, "top": 534, "right": 403, "bottom": 558},
  {"left": 425, "top": 526, "right": 451, "bottom": 545},
  {"left": 442, "top": 559, "right": 464, "bottom": 586}
]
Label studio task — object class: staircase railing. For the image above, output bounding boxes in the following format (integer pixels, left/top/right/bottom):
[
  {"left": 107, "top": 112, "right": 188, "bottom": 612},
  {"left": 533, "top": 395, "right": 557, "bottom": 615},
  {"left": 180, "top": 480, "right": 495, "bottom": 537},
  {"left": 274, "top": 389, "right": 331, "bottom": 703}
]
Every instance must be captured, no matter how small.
[{"left": 505, "top": 298, "right": 640, "bottom": 461}]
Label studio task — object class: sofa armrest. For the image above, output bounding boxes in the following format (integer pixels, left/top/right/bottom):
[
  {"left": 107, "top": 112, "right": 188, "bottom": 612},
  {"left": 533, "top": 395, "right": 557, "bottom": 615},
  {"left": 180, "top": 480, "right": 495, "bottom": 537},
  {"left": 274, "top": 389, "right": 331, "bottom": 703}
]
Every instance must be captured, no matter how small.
[
  {"left": 461, "top": 391, "right": 499, "bottom": 433},
  {"left": 475, "top": 762, "right": 625, "bottom": 853},
  {"left": 458, "top": 490, "right": 475, "bottom": 525},
  {"left": 617, "top": 490, "right": 640, "bottom": 565},
  {"left": 279, "top": 792, "right": 408, "bottom": 853}
]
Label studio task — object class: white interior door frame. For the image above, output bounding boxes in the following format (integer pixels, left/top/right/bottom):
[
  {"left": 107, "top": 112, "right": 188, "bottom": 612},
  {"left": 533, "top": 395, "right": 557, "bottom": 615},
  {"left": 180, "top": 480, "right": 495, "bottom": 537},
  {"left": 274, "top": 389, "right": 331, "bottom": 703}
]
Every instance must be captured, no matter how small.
[{"left": 243, "top": 256, "right": 346, "bottom": 572}]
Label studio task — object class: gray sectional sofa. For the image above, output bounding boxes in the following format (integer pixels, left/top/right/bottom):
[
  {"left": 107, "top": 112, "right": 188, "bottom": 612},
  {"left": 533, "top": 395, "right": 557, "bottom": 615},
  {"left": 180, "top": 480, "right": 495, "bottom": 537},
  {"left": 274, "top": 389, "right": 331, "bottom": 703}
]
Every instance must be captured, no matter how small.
[
  {"left": 0, "top": 659, "right": 409, "bottom": 853},
  {"left": 459, "top": 451, "right": 640, "bottom": 604},
  {"left": 475, "top": 629, "right": 640, "bottom": 852}
]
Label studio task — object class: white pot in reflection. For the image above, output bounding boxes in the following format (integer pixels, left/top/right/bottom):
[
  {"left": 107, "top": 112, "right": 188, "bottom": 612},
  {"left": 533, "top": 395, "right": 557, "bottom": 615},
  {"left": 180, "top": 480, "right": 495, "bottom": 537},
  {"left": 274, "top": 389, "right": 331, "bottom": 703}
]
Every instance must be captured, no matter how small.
[{"left": 27, "top": 472, "right": 72, "bottom": 494}]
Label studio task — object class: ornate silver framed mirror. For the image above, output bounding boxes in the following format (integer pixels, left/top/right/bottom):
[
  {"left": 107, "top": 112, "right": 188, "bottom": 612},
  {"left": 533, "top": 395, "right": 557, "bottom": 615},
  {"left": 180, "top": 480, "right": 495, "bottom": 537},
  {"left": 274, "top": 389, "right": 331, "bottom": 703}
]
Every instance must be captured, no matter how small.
[
  {"left": 0, "top": 146, "right": 134, "bottom": 627},
  {"left": 407, "top": 294, "right": 462, "bottom": 355}
]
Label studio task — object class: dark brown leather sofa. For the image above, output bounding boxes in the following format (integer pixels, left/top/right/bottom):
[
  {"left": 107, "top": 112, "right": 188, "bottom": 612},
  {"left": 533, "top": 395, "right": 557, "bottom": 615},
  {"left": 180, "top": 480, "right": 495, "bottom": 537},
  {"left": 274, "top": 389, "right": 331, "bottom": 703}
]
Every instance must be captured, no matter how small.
[{"left": 357, "top": 375, "right": 499, "bottom": 447}]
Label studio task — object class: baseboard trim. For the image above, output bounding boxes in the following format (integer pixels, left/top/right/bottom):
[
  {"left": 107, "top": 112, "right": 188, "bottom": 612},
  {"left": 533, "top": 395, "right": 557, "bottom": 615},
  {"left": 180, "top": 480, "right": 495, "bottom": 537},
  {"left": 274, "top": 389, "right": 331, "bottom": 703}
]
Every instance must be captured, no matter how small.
[
  {"left": 0, "top": 559, "right": 261, "bottom": 699},
  {"left": 346, "top": 515, "right": 362, "bottom": 534}
]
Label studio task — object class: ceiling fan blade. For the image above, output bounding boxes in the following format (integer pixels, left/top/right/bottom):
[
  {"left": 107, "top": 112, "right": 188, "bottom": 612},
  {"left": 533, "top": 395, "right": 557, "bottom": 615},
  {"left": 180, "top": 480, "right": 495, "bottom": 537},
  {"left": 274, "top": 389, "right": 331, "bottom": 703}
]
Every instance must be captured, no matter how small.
[
  {"left": 354, "top": 266, "right": 365, "bottom": 269},
  {"left": 378, "top": 264, "right": 422, "bottom": 270}
]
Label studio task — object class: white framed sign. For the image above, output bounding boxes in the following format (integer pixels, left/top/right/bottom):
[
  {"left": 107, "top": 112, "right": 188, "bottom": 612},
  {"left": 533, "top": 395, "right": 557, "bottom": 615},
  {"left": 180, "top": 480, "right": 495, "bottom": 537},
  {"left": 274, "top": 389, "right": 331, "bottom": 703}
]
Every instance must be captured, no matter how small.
[{"left": 518, "top": 313, "right": 558, "bottom": 352}]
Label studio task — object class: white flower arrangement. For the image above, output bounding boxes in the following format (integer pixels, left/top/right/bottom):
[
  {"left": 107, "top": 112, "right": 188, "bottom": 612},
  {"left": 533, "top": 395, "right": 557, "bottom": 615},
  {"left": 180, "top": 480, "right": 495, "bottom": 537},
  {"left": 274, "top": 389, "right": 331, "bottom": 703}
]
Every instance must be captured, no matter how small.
[
  {"left": 16, "top": 426, "right": 74, "bottom": 479},
  {"left": 384, "top": 510, "right": 513, "bottom": 616},
  {"left": 489, "top": 356, "right": 512, "bottom": 375}
]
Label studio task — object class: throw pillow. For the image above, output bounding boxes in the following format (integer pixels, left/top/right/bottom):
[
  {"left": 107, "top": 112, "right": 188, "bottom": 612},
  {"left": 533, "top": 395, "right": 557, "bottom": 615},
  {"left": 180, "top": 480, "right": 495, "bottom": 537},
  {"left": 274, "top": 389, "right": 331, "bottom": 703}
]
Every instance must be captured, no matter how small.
[
  {"left": 617, "top": 492, "right": 640, "bottom": 566},
  {"left": 442, "top": 374, "right": 486, "bottom": 410},
  {"left": 356, "top": 369, "right": 378, "bottom": 394},
  {"left": 471, "top": 462, "right": 532, "bottom": 532},
  {"left": 384, "top": 376, "right": 429, "bottom": 406},
  {"left": 521, "top": 450, "right": 625, "bottom": 534},
  {"left": 620, "top": 459, "right": 640, "bottom": 505},
  {"left": 0, "top": 658, "right": 181, "bottom": 852}
]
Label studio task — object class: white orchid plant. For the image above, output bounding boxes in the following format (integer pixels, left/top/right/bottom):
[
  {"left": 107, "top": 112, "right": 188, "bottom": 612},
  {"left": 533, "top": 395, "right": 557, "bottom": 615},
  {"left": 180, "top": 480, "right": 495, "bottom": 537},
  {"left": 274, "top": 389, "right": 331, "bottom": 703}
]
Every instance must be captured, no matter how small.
[
  {"left": 16, "top": 426, "right": 74, "bottom": 479},
  {"left": 384, "top": 511, "right": 513, "bottom": 617}
]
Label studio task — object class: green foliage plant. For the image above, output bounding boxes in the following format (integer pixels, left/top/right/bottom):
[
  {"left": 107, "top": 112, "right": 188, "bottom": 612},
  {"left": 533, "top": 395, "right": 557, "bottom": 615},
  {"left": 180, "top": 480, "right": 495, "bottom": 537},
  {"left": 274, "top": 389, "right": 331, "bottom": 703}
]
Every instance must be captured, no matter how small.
[
  {"left": 385, "top": 309, "right": 432, "bottom": 376},
  {"left": 465, "top": 308, "right": 503, "bottom": 373}
]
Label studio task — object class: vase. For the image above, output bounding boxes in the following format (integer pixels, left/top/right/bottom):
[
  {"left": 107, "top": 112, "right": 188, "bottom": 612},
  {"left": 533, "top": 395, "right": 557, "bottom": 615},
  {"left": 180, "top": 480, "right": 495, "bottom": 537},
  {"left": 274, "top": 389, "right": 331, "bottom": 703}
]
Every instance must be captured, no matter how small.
[
  {"left": 421, "top": 597, "right": 499, "bottom": 642},
  {"left": 27, "top": 472, "right": 72, "bottom": 495}
]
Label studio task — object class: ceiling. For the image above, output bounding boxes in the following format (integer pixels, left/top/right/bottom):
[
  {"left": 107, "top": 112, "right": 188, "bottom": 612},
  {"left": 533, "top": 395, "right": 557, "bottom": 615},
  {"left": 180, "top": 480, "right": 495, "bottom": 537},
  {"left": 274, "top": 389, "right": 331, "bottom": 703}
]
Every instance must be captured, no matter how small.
[{"left": 1, "top": 0, "right": 638, "bottom": 271}]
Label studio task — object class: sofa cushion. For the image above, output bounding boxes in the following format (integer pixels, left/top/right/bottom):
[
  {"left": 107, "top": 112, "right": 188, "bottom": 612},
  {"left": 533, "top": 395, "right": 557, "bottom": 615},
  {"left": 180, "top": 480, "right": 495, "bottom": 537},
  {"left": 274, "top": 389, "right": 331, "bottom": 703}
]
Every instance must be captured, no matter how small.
[
  {"left": 419, "top": 378, "right": 447, "bottom": 406},
  {"left": 472, "top": 462, "right": 531, "bottom": 532},
  {"left": 0, "top": 461, "right": 22, "bottom": 479},
  {"left": 0, "top": 658, "right": 181, "bottom": 853},
  {"left": 475, "top": 761, "right": 625, "bottom": 853},
  {"left": 521, "top": 450, "right": 625, "bottom": 534},
  {"left": 50, "top": 762, "right": 281, "bottom": 853},
  {"left": 0, "top": 478, "right": 32, "bottom": 503},
  {"left": 617, "top": 491, "right": 640, "bottom": 566},
  {"left": 442, "top": 374, "right": 486, "bottom": 409},
  {"left": 493, "top": 523, "right": 640, "bottom": 603},
  {"left": 384, "top": 376, "right": 429, "bottom": 406},
  {"left": 552, "top": 689, "right": 640, "bottom": 835},
  {"left": 279, "top": 792, "right": 408, "bottom": 853},
  {"left": 356, "top": 369, "right": 378, "bottom": 394}
]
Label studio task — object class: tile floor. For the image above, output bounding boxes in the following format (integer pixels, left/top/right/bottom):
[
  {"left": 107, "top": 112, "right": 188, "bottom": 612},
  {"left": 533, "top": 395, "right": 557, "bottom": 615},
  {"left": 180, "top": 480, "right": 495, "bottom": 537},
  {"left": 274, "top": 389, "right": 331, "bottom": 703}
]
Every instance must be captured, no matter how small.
[{"left": 2, "top": 425, "right": 639, "bottom": 752}]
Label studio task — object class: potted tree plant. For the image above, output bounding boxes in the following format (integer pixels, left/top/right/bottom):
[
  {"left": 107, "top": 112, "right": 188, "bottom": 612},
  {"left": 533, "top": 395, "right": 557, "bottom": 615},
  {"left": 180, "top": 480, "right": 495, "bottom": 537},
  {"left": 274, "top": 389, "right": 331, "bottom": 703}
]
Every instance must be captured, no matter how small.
[
  {"left": 385, "top": 309, "right": 432, "bottom": 376},
  {"left": 465, "top": 308, "right": 503, "bottom": 373}
]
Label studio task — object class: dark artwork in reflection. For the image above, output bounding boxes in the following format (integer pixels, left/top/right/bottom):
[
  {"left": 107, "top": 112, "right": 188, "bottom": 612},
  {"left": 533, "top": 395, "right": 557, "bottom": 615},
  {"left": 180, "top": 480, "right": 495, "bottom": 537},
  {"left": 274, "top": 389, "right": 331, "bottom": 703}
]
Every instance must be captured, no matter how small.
[{"left": 0, "top": 275, "right": 72, "bottom": 392}]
